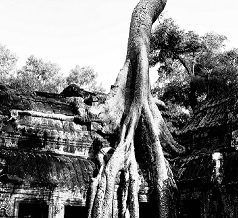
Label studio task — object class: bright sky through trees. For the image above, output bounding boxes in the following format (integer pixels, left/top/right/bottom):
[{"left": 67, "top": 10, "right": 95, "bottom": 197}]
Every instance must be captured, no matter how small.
[{"left": 0, "top": 0, "right": 237, "bottom": 91}]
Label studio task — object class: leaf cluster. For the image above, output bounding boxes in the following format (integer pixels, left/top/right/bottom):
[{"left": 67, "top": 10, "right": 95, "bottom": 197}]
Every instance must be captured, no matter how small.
[
  {"left": 0, "top": 44, "right": 105, "bottom": 94},
  {"left": 0, "top": 44, "right": 18, "bottom": 80},
  {"left": 66, "top": 66, "right": 105, "bottom": 93},
  {"left": 151, "top": 17, "right": 237, "bottom": 108}
]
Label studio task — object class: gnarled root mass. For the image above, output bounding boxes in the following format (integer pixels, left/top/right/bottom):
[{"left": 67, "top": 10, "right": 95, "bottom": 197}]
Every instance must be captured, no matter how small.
[{"left": 87, "top": 0, "right": 183, "bottom": 217}]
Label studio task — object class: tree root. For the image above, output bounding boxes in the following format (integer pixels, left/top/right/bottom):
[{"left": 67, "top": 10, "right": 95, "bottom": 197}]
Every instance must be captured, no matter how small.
[
  {"left": 88, "top": 98, "right": 175, "bottom": 218},
  {"left": 86, "top": 1, "right": 180, "bottom": 217}
]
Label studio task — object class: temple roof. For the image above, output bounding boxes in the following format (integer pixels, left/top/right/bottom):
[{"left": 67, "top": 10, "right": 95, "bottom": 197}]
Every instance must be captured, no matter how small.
[
  {"left": 0, "top": 84, "right": 110, "bottom": 156},
  {"left": 0, "top": 85, "right": 70, "bottom": 116},
  {"left": 0, "top": 83, "right": 98, "bottom": 116},
  {"left": 0, "top": 147, "right": 95, "bottom": 190},
  {"left": 180, "top": 97, "right": 238, "bottom": 134},
  {"left": 173, "top": 149, "right": 238, "bottom": 188},
  {"left": 173, "top": 151, "right": 214, "bottom": 188}
]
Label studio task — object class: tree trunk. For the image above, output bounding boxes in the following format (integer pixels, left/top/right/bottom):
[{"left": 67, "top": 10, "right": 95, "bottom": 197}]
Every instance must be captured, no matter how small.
[{"left": 87, "top": 1, "right": 183, "bottom": 217}]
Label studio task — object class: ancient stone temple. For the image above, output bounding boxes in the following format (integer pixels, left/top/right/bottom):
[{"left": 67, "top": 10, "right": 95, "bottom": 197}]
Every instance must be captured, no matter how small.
[
  {"left": 0, "top": 84, "right": 101, "bottom": 218},
  {"left": 174, "top": 97, "right": 238, "bottom": 218},
  {"left": 2, "top": 82, "right": 238, "bottom": 218},
  {"left": 0, "top": 84, "right": 152, "bottom": 218}
]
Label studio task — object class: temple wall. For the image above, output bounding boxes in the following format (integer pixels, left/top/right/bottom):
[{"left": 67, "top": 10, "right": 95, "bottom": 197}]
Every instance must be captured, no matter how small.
[
  {"left": 0, "top": 184, "right": 89, "bottom": 217},
  {"left": 0, "top": 90, "right": 98, "bottom": 218}
]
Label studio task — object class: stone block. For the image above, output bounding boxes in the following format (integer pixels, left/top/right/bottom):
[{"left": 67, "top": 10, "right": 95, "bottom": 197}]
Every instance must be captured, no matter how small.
[{"left": 62, "top": 121, "right": 70, "bottom": 132}]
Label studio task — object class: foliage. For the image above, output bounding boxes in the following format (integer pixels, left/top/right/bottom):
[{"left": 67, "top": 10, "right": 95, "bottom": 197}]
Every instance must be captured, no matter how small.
[
  {"left": 0, "top": 44, "right": 18, "bottom": 81},
  {"left": 160, "top": 80, "right": 190, "bottom": 107},
  {"left": 8, "top": 55, "right": 66, "bottom": 93},
  {"left": 162, "top": 101, "right": 190, "bottom": 134},
  {"left": 66, "top": 65, "right": 105, "bottom": 93},
  {"left": 153, "top": 81, "right": 191, "bottom": 134},
  {"left": 150, "top": 18, "right": 204, "bottom": 73},
  {"left": 200, "top": 49, "right": 238, "bottom": 96},
  {"left": 150, "top": 17, "right": 238, "bottom": 135},
  {"left": 151, "top": 17, "right": 237, "bottom": 111},
  {"left": 0, "top": 45, "right": 105, "bottom": 94}
]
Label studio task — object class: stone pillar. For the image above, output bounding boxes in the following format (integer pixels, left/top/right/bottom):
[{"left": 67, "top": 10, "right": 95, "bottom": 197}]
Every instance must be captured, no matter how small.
[
  {"left": 212, "top": 152, "right": 223, "bottom": 184},
  {"left": 112, "top": 185, "right": 119, "bottom": 218},
  {"left": 52, "top": 203, "right": 65, "bottom": 218}
]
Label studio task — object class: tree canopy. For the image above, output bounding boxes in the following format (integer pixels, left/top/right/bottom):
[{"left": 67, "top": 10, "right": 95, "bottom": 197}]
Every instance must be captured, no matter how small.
[
  {"left": 150, "top": 17, "right": 238, "bottom": 111},
  {"left": 0, "top": 45, "right": 104, "bottom": 94},
  {"left": 8, "top": 55, "right": 65, "bottom": 93},
  {"left": 66, "top": 65, "right": 105, "bottom": 92},
  {"left": 0, "top": 44, "right": 18, "bottom": 81}
]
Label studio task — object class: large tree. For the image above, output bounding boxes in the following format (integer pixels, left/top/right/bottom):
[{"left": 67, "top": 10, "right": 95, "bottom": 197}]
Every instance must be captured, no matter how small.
[
  {"left": 150, "top": 18, "right": 231, "bottom": 109},
  {"left": 85, "top": 1, "right": 183, "bottom": 217}
]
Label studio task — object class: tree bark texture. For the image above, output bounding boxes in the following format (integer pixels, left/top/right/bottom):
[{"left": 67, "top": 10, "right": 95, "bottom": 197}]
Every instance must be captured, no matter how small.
[{"left": 86, "top": 0, "right": 184, "bottom": 217}]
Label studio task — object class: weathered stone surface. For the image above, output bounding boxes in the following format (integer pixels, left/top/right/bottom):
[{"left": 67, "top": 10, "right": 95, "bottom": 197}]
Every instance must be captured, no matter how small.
[
  {"left": 0, "top": 84, "right": 156, "bottom": 217},
  {"left": 0, "top": 85, "right": 98, "bottom": 156},
  {"left": 0, "top": 84, "right": 102, "bottom": 217},
  {"left": 173, "top": 96, "right": 238, "bottom": 217}
]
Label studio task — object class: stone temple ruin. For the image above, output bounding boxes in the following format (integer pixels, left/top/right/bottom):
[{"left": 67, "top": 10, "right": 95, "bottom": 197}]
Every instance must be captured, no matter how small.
[
  {"left": 175, "top": 96, "right": 238, "bottom": 217},
  {"left": 1, "top": 83, "right": 238, "bottom": 217},
  {"left": 0, "top": 84, "right": 151, "bottom": 218},
  {"left": 0, "top": 84, "right": 98, "bottom": 217}
]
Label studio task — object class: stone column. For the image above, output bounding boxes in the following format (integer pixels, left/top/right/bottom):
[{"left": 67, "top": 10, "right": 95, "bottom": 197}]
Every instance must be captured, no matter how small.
[{"left": 52, "top": 203, "right": 65, "bottom": 218}]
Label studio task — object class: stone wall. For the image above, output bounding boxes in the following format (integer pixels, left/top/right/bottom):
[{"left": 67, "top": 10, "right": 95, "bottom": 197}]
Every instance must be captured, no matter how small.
[
  {"left": 0, "top": 85, "right": 101, "bottom": 217},
  {"left": 0, "top": 184, "right": 89, "bottom": 217},
  {"left": 0, "top": 85, "right": 157, "bottom": 217}
]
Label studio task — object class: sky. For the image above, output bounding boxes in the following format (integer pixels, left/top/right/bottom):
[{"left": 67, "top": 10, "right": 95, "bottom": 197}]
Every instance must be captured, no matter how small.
[{"left": 0, "top": 0, "right": 238, "bottom": 91}]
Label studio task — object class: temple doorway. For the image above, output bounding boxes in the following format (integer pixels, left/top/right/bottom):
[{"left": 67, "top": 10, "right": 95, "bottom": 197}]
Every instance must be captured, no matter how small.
[
  {"left": 64, "top": 205, "right": 87, "bottom": 218},
  {"left": 18, "top": 200, "right": 48, "bottom": 218}
]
